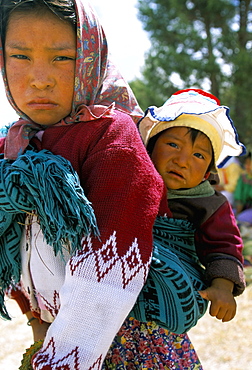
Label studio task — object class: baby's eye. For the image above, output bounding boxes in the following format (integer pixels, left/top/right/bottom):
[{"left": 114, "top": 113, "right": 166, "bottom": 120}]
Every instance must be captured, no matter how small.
[
  {"left": 167, "top": 142, "right": 178, "bottom": 148},
  {"left": 194, "top": 152, "right": 204, "bottom": 159}
]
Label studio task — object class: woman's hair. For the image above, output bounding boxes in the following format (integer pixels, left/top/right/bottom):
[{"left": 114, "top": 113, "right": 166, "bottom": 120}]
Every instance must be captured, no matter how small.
[
  {"left": 147, "top": 127, "right": 216, "bottom": 173},
  {"left": 0, "top": 0, "right": 77, "bottom": 45}
]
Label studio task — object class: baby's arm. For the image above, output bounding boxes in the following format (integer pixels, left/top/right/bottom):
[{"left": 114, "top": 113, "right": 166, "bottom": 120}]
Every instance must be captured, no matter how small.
[
  {"left": 199, "top": 278, "right": 236, "bottom": 322},
  {"left": 195, "top": 199, "right": 245, "bottom": 296},
  {"left": 194, "top": 198, "right": 245, "bottom": 323}
]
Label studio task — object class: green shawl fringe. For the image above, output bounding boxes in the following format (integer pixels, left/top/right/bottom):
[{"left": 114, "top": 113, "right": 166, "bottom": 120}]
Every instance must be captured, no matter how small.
[{"left": 0, "top": 149, "right": 99, "bottom": 320}]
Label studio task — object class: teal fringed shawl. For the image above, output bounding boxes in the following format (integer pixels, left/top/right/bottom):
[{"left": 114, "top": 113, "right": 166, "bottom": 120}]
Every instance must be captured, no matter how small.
[
  {"left": 0, "top": 149, "right": 99, "bottom": 320},
  {"left": 130, "top": 216, "right": 208, "bottom": 334}
]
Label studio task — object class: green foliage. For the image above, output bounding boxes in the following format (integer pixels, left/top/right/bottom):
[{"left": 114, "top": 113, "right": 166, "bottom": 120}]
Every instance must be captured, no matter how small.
[{"left": 131, "top": 0, "right": 252, "bottom": 145}]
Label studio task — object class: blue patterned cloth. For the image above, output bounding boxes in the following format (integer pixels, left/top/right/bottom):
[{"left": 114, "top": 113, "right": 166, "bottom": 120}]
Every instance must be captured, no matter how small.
[{"left": 130, "top": 216, "right": 208, "bottom": 334}]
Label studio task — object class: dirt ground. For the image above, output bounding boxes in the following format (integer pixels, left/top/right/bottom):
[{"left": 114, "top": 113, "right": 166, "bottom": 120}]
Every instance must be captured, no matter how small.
[{"left": 0, "top": 284, "right": 251, "bottom": 370}]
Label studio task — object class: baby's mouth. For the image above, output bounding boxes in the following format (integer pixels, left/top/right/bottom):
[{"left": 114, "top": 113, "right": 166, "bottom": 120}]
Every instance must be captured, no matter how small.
[{"left": 169, "top": 170, "right": 184, "bottom": 179}]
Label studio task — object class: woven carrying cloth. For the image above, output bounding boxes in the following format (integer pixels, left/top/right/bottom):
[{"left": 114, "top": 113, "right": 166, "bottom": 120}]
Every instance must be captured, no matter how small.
[
  {"left": 130, "top": 216, "right": 208, "bottom": 334},
  {"left": 0, "top": 149, "right": 98, "bottom": 320}
]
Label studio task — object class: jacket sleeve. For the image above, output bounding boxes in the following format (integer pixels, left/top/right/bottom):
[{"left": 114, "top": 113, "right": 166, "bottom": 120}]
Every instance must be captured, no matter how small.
[{"left": 195, "top": 200, "right": 245, "bottom": 296}]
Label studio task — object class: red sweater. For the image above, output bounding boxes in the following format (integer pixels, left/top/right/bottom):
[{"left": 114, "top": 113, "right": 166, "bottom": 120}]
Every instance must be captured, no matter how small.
[{"left": 1, "top": 111, "right": 168, "bottom": 369}]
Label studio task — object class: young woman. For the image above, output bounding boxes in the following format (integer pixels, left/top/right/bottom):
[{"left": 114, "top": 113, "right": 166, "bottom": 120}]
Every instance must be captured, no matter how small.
[{"left": 0, "top": 0, "right": 166, "bottom": 368}]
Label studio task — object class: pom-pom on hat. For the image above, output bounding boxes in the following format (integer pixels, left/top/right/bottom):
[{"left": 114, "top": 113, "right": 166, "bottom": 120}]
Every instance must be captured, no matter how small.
[{"left": 138, "top": 89, "right": 246, "bottom": 170}]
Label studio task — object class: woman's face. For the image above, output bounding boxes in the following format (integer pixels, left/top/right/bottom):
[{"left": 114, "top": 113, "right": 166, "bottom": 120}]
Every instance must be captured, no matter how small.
[{"left": 4, "top": 10, "right": 76, "bottom": 126}]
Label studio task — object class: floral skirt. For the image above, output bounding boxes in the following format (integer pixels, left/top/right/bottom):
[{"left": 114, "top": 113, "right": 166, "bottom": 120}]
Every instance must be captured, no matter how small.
[{"left": 102, "top": 317, "right": 203, "bottom": 370}]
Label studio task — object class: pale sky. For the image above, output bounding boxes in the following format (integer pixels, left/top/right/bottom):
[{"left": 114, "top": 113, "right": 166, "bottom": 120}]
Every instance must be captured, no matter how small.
[{"left": 0, "top": 0, "right": 150, "bottom": 127}]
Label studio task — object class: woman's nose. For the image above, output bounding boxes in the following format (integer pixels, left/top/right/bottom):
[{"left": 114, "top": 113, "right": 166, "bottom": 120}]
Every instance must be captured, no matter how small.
[{"left": 30, "top": 64, "right": 55, "bottom": 90}]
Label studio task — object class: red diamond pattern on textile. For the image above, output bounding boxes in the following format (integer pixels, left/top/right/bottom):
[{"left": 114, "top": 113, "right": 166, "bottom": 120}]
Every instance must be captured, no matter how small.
[
  {"left": 88, "top": 355, "right": 102, "bottom": 369},
  {"left": 94, "top": 231, "right": 120, "bottom": 280},
  {"left": 33, "top": 337, "right": 80, "bottom": 369},
  {"left": 69, "top": 235, "right": 94, "bottom": 275},
  {"left": 81, "top": 234, "right": 94, "bottom": 257},
  {"left": 69, "top": 232, "right": 144, "bottom": 289},
  {"left": 38, "top": 290, "right": 60, "bottom": 318},
  {"left": 121, "top": 238, "right": 143, "bottom": 288}
]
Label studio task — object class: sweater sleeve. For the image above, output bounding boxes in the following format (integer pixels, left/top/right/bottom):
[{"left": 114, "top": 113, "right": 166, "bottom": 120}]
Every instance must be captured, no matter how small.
[
  {"left": 195, "top": 201, "right": 245, "bottom": 296},
  {"left": 32, "top": 113, "right": 166, "bottom": 369}
]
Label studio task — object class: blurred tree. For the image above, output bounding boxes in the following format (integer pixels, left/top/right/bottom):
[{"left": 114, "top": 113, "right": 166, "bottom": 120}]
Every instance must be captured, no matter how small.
[
  {"left": 129, "top": 77, "right": 168, "bottom": 110},
  {"left": 131, "top": 0, "right": 252, "bottom": 143}
]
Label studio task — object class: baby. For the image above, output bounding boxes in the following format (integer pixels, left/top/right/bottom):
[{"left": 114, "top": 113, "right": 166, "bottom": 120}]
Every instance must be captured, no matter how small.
[{"left": 131, "top": 89, "right": 246, "bottom": 333}]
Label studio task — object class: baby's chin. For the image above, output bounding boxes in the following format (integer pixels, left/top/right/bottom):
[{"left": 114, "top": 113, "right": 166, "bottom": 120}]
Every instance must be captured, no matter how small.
[{"left": 165, "top": 179, "right": 189, "bottom": 190}]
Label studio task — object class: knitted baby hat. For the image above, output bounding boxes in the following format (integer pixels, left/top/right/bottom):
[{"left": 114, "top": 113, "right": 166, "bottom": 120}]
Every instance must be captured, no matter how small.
[{"left": 138, "top": 89, "right": 246, "bottom": 170}]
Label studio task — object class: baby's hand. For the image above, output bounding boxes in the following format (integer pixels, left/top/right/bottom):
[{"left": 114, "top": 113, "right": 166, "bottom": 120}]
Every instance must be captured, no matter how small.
[{"left": 199, "top": 278, "right": 236, "bottom": 322}]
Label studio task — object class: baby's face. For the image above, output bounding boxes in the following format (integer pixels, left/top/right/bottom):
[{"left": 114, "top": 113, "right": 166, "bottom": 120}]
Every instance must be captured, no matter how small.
[
  {"left": 151, "top": 126, "right": 213, "bottom": 190},
  {"left": 4, "top": 10, "right": 76, "bottom": 126}
]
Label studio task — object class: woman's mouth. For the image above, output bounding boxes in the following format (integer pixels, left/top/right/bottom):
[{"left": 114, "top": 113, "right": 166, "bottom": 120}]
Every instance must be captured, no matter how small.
[{"left": 27, "top": 99, "right": 58, "bottom": 110}]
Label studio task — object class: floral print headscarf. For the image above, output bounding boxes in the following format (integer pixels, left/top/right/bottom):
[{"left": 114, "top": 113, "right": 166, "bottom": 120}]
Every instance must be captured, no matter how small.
[{"left": 0, "top": 0, "right": 143, "bottom": 159}]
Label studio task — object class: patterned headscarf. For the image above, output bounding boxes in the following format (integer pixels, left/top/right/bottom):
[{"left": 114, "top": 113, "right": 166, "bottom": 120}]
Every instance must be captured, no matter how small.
[{"left": 0, "top": 0, "right": 143, "bottom": 159}]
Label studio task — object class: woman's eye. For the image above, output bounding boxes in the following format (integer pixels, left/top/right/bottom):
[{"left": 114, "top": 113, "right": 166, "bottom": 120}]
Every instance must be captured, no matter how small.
[
  {"left": 55, "top": 56, "right": 75, "bottom": 61},
  {"left": 11, "top": 54, "right": 28, "bottom": 60}
]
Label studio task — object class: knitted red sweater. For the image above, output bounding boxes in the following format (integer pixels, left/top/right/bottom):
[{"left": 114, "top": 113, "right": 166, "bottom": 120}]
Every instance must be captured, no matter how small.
[{"left": 1, "top": 111, "right": 168, "bottom": 369}]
